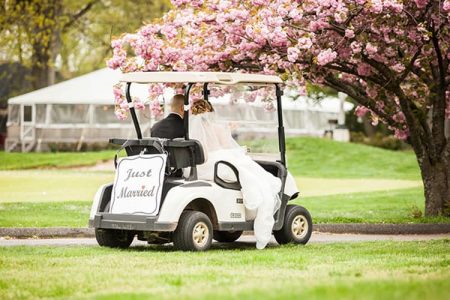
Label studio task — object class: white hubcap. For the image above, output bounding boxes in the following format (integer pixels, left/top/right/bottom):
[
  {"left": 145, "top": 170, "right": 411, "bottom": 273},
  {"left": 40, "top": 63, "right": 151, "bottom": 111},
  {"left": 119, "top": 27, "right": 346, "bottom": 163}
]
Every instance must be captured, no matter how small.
[
  {"left": 193, "top": 222, "right": 209, "bottom": 247},
  {"left": 291, "top": 215, "right": 308, "bottom": 239}
]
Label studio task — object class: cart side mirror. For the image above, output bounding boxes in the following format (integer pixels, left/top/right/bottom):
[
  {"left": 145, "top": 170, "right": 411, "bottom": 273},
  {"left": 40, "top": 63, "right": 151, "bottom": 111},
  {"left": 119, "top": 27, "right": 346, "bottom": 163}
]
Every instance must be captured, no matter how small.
[{"left": 214, "top": 161, "right": 241, "bottom": 190}]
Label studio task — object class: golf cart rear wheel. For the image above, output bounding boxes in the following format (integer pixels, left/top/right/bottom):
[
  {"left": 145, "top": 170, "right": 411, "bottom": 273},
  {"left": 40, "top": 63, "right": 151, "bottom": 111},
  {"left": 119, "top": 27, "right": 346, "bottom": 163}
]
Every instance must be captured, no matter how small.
[
  {"left": 95, "top": 228, "right": 134, "bottom": 248},
  {"left": 173, "top": 211, "right": 213, "bottom": 251},
  {"left": 213, "top": 230, "right": 243, "bottom": 243},
  {"left": 274, "top": 205, "right": 312, "bottom": 245}
]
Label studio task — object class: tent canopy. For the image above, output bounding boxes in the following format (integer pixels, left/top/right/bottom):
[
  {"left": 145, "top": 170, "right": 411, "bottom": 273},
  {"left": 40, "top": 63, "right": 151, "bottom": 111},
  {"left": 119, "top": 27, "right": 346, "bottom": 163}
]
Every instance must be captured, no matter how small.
[{"left": 8, "top": 68, "right": 123, "bottom": 105}]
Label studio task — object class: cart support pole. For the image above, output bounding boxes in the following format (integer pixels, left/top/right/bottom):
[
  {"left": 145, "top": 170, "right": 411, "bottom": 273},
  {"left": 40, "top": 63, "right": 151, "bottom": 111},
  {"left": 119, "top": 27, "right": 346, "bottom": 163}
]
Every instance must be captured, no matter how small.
[
  {"left": 184, "top": 83, "right": 194, "bottom": 140},
  {"left": 125, "top": 82, "right": 142, "bottom": 139},
  {"left": 203, "top": 83, "right": 212, "bottom": 106},
  {"left": 275, "top": 84, "right": 286, "bottom": 166}
]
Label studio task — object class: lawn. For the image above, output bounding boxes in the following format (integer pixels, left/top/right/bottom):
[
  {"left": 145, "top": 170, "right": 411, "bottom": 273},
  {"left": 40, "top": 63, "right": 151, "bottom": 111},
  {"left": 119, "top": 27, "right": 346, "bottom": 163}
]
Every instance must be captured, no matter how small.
[
  {"left": 0, "top": 240, "right": 449, "bottom": 299},
  {"left": 0, "top": 137, "right": 421, "bottom": 180},
  {"left": 286, "top": 137, "right": 420, "bottom": 180},
  {"left": 3, "top": 187, "right": 448, "bottom": 228},
  {"left": 296, "top": 187, "right": 450, "bottom": 224},
  {"left": 0, "top": 150, "right": 115, "bottom": 170},
  {"left": 0, "top": 137, "right": 437, "bottom": 227},
  {"left": 0, "top": 171, "right": 114, "bottom": 203}
]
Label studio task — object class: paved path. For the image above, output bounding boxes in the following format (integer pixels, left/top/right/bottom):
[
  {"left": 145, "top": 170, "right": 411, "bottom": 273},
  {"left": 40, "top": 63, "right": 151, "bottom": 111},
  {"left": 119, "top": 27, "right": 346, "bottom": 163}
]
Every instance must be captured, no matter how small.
[{"left": 1, "top": 232, "right": 448, "bottom": 247}]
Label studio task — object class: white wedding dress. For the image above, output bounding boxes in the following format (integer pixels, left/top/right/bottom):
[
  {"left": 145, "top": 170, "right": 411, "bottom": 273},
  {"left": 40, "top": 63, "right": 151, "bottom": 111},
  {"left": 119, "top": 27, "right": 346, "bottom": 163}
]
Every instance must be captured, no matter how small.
[{"left": 188, "top": 112, "right": 282, "bottom": 249}]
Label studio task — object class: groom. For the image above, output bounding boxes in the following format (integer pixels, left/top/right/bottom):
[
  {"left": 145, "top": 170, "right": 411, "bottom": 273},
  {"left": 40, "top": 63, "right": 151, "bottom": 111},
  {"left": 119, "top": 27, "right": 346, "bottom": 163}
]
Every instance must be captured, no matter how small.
[{"left": 150, "top": 94, "right": 185, "bottom": 139}]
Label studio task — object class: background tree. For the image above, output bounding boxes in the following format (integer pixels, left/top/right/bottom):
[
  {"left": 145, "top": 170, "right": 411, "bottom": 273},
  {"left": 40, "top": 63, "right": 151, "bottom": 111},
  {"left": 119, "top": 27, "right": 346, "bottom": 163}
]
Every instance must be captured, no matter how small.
[
  {"left": 0, "top": 0, "right": 170, "bottom": 104},
  {"left": 0, "top": 0, "right": 100, "bottom": 89},
  {"left": 108, "top": 0, "right": 450, "bottom": 216}
]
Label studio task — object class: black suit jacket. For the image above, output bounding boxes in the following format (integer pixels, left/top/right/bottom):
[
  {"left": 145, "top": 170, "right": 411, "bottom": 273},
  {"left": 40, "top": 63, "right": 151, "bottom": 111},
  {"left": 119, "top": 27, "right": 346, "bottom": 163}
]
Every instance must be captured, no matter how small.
[{"left": 150, "top": 113, "right": 185, "bottom": 139}]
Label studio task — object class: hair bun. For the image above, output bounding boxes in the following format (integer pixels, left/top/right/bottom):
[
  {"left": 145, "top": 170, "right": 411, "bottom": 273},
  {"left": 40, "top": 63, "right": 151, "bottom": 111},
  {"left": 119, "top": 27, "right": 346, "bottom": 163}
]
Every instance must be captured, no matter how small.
[{"left": 192, "top": 99, "right": 213, "bottom": 115}]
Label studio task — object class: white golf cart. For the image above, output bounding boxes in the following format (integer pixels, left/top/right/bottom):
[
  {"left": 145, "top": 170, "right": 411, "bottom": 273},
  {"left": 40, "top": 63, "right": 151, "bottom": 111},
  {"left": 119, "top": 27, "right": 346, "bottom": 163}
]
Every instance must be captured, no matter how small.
[{"left": 89, "top": 72, "right": 312, "bottom": 251}]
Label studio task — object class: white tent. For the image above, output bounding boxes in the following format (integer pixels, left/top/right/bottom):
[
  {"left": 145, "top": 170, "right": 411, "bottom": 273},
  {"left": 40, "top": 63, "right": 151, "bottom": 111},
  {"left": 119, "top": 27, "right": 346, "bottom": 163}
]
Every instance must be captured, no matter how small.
[
  {"left": 6, "top": 68, "right": 353, "bottom": 152},
  {"left": 6, "top": 68, "right": 151, "bottom": 152},
  {"left": 9, "top": 68, "right": 121, "bottom": 105}
]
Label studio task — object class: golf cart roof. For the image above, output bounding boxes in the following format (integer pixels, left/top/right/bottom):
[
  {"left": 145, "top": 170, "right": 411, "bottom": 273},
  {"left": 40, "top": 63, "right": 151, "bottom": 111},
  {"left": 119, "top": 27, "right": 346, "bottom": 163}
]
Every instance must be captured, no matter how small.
[{"left": 120, "top": 72, "right": 283, "bottom": 85}]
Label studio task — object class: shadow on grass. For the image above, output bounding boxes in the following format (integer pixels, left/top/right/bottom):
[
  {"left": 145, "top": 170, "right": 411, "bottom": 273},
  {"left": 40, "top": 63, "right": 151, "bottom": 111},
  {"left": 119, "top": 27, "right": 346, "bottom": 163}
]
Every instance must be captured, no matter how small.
[{"left": 126, "top": 240, "right": 280, "bottom": 253}]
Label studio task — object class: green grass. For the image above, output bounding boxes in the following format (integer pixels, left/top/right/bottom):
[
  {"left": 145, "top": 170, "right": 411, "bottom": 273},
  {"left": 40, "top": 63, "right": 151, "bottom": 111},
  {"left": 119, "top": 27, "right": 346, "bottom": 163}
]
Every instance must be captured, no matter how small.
[
  {"left": 1, "top": 137, "right": 421, "bottom": 180},
  {"left": 0, "top": 240, "right": 449, "bottom": 299},
  {"left": 0, "top": 201, "right": 89, "bottom": 227},
  {"left": 0, "top": 171, "right": 114, "bottom": 203},
  {"left": 2, "top": 187, "right": 448, "bottom": 228},
  {"left": 0, "top": 150, "right": 115, "bottom": 170},
  {"left": 295, "top": 187, "right": 450, "bottom": 224},
  {"left": 286, "top": 137, "right": 420, "bottom": 179}
]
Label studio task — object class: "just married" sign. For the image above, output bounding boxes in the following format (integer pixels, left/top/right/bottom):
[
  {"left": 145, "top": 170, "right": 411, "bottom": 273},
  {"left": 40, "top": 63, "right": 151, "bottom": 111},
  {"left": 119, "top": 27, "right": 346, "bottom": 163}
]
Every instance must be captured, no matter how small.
[{"left": 110, "top": 154, "right": 167, "bottom": 215}]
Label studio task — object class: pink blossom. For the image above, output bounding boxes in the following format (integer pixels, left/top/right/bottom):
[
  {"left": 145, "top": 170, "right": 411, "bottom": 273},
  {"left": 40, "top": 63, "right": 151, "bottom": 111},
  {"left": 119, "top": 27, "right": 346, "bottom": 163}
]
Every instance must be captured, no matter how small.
[
  {"left": 251, "top": 0, "right": 267, "bottom": 6},
  {"left": 366, "top": 86, "right": 378, "bottom": 98},
  {"left": 317, "top": 48, "right": 337, "bottom": 66},
  {"left": 365, "top": 43, "right": 378, "bottom": 56},
  {"left": 113, "top": 84, "right": 124, "bottom": 103},
  {"left": 263, "top": 101, "right": 276, "bottom": 112},
  {"left": 414, "top": 0, "right": 428, "bottom": 9},
  {"left": 244, "top": 91, "right": 258, "bottom": 103},
  {"left": 171, "top": 0, "right": 203, "bottom": 7},
  {"left": 297, "top": 37, "right": 313, "bottom": 49},
  {"left": 444, "top": 0, "right": 450, "bottom": 11},
  {"left": 148, "top": 84, "right": 164, "bottom": 99},
  {"left": 376, "top": 101, "right": 385, "bottom": 111},
  {"left": 350, "top": 41, "right": 362, "bottom": 53},
  {"left": 369, "top": 0, "right": 383, "bottom": 13},
  {"left": 394, "top": 128, "right": 409, "bottom": 140},
  {"left": 357, "top": 63, "right": 372, "bottom": 76},
  {"left": 119, "top": 102, "right": 130, "bottom": 111},
  {"left": 392, "top": 111, "right": 406, "bottom": 124},
  {"left": 383, "top": 0, "right": 403, "bottom": 13},
  {"left": 287, "top": 47, "right": 300, "bottom": 62},
  {"left": 106, "top": 0, "right": 445, "bottom": 145},
  {"left": 355, "top": 105, "right": 370, "bottom": 117},
  {"left": 309, "top": 20, "right": 328, "bottom": 32},
  {"left": 345, "top": 29, "right": 355, "bottom": 38},
  {"left": 150, "top": 100, "right": 163, "bottom": 117},
  {"left": 391, "top": 63, "right": 405, "bottom": 73},
  {"left": 134, "top": 98, "right": 145, "bottom": 110},
  {"left": 115, "top": 109, "right": 127, "bottom": 121}
]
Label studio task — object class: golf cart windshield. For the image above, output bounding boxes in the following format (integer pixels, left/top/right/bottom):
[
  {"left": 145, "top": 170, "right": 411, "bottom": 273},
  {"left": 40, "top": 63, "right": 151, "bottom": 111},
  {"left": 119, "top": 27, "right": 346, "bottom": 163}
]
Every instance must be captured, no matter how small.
[
  {"left": 206, "top": 83, "right": 280, "bottom": 161},
  {"left": 119, "top": 72, "right": 286, "bottom": 165}
]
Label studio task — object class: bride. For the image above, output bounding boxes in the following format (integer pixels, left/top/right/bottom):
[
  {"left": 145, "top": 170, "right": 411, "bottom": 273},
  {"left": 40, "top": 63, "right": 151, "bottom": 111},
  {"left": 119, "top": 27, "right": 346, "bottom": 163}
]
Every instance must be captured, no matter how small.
[{"left": 187, "top": 99, "right": 282, "bottom": 249}]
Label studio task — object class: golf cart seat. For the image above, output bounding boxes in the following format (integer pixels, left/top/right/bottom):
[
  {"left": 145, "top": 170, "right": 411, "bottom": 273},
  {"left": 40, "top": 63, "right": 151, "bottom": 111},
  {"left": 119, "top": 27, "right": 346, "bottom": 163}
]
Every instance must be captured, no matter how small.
[{"left": 109, "top": 138, "right": 205, "bottom": 180}]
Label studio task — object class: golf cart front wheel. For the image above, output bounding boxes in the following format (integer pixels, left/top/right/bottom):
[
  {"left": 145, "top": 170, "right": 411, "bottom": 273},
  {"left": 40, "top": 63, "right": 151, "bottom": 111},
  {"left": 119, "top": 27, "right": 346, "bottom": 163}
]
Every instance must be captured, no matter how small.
[
  {"left": 173, "top": 211, "right": 213, "bottom": 251},
  {"left": 274, "top": 205, "right": 312, "bottom": 245},
  {"left": 213, "top": 230, "right": 243, "bottom": 243},
  {"left": 95, "top": 228, "right": 134, "bottom": 248}
]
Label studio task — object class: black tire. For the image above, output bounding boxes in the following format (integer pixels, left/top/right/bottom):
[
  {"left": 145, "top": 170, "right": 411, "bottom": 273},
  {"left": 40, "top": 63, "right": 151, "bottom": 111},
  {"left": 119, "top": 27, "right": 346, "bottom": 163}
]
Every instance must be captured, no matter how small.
[
  {"left": 213, "top": 230, "right": 243, "bottom": 243},
  {"left": 173, "top": 211, "right": 213, "bottom": 251},
  {"left": 95, "top": 228, "right": 134, "bottom": 248},
  {"left": 273, "top": 205, "right": 312, "bottom": 245}
]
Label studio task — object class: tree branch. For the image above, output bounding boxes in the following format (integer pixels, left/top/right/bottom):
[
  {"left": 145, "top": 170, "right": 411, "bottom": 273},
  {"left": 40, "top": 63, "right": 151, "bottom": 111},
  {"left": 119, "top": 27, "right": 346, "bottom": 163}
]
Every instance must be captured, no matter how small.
[
  {"left": 397, "top": 46, "right": 423, "bottom": 84},
  {"left": 324, "top": 74, "right": 395, "bottom": 127},
  {"left": 62, "top": 0, "right": 100, "bottom": 33}
]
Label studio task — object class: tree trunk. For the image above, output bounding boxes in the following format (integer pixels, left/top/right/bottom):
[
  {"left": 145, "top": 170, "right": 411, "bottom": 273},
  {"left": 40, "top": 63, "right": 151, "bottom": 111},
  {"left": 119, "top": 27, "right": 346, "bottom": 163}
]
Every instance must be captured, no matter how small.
[
  {"left": 419, "top": 156, "right": 449, "bottom": 216},
  {"left": 30, "top": 50, "right": 51, "bottom": 89}
]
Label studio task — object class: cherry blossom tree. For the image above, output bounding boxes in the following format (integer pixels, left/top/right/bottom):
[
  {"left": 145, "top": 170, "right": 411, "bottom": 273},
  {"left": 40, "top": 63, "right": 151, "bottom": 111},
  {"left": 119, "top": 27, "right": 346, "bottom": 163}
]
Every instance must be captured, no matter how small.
[{"left": 108, "top": 0, "right": 450, "bottom": 216}]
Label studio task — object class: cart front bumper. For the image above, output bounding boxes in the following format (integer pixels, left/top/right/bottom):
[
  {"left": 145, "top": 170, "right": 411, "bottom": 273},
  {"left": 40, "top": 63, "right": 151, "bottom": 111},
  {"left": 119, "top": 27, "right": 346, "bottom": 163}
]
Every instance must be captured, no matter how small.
[{"left": 90, "top": 213, "right": 177, "bottom": 232}]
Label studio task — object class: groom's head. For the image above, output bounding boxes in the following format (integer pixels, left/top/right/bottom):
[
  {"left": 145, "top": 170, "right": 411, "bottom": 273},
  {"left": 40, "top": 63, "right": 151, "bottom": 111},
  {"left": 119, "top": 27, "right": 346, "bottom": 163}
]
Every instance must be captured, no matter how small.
[{"left": 170, "top": 94, "right": 185, "bottom": 118}]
